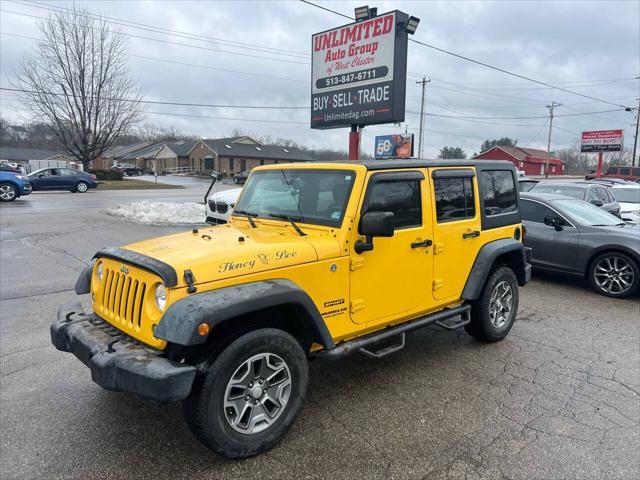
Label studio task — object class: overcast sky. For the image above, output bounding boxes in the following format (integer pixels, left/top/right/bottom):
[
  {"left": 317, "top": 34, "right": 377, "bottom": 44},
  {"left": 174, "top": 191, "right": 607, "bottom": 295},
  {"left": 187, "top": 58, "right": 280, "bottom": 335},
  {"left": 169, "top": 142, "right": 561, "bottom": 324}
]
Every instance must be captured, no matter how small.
[{"left": 1, "top": 0, "right": 638, "bottom": 158}]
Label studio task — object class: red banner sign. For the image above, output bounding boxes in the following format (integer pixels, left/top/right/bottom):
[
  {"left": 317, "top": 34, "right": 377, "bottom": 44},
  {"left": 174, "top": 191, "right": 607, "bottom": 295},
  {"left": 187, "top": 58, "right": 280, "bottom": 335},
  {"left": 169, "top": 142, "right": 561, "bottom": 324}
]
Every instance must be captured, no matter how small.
[{"left": 580, "top": 130, "right": 624, "bottom": 152}]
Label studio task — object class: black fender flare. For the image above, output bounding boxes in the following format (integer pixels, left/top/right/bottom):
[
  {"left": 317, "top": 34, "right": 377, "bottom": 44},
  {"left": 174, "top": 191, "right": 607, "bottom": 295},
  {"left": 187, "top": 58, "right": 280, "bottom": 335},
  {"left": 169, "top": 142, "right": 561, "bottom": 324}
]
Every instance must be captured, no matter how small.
[
  {"left": 154, "top": 279, "right": 335, "bottom": 349},
  {"left": 74, "top": 261, "right": 95, "bottom": 294},
  {"left": 461, "top": 238, "right": 528, "bottom": 300}
]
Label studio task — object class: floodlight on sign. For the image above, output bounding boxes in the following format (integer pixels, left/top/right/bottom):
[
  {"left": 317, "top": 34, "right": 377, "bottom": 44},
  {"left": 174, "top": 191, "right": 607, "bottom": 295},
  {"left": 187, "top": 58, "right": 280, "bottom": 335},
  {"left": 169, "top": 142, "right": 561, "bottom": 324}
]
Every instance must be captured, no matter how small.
[
  {"left": 405, "top": 16, "right": 420, "bottom": 34},
  {"left": 354, "top": 5, "right": 370, "bottom": 21}
]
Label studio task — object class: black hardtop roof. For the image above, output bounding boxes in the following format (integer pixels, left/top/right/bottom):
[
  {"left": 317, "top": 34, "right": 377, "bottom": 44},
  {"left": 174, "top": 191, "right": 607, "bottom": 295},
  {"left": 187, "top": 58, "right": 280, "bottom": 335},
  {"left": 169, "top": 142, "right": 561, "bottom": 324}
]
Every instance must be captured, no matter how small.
[{"left": 311, "top": 159, "right": 515, "bottom": 170}]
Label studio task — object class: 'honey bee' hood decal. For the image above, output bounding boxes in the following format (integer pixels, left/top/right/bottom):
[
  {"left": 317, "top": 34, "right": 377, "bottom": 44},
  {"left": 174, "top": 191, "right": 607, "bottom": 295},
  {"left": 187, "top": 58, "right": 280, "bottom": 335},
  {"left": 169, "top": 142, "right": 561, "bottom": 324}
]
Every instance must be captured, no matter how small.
[{"left": 120, "top": 224, "right": 339, "bottom": 287}]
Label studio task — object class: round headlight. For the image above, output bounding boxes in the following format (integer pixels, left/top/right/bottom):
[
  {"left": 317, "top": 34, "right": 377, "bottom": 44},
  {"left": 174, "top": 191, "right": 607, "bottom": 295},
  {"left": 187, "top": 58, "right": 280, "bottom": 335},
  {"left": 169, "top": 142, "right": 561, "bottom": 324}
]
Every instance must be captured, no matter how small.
[
  {"left": 155, "top": 284, "right": 167, "bottom": 311},
  {"left": 96, "top": 262, "right": 103, "bottom": 281}
]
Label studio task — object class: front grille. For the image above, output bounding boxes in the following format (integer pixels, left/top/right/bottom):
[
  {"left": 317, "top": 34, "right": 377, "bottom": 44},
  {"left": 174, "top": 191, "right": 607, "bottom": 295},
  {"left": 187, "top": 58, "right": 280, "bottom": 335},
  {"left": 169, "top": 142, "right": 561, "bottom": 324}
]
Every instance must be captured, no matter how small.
[
  {"left": 207, "top": 199, "right": 228, "bottom": 213},
  {"left": 99, "top": 267, "right": 147, "bottom": 329}
]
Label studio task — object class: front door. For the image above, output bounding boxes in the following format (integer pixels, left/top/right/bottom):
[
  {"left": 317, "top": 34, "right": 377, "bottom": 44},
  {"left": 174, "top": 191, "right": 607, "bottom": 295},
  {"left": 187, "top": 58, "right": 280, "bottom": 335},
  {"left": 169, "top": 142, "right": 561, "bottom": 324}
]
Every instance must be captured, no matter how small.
[
  {"left": 520, "top": 198, "right": 579, "bottom": 272},
  {"left": 349, "top": 170, "right": 434, "bottom": 326},
  {"left": 430, "top": 168, "right": 482, "bottom": 301}
]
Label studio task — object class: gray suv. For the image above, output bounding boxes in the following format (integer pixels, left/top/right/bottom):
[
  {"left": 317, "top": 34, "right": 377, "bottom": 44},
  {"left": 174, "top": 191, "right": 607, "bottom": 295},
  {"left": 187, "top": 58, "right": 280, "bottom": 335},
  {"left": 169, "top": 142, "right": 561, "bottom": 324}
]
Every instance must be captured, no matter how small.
[{"left": 531, "top": 182, "right": 620, "bottom": 217}]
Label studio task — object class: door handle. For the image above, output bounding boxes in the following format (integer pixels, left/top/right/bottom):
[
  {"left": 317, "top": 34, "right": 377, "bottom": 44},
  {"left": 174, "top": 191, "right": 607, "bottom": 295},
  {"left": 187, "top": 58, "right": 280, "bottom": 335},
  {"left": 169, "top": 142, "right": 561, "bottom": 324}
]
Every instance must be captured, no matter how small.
[
  {"left": 462, "top": 230, "right": 480, "bottom": 239},
  {"left": 411, "top": 239, "right": 432, "bottom": 248}
]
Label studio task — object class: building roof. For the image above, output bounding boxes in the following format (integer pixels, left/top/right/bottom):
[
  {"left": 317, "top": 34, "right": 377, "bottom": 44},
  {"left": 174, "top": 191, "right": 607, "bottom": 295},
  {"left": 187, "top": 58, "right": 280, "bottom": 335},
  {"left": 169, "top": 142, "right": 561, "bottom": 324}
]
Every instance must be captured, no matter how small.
[
  {"left": 475, "top": 146, "right": 563, "bottom": 165},
  {"left": 200, "top": 139, "right": 314, "bottom": 161},
  {"left": 0, "top": 146, "right": 69, "bottom": 161},
  {"left": 165, "top": 140, "right": 198, "bottom": 157},
  {"left": 103, "top": 142, "right": 152, "bottom": 158}
]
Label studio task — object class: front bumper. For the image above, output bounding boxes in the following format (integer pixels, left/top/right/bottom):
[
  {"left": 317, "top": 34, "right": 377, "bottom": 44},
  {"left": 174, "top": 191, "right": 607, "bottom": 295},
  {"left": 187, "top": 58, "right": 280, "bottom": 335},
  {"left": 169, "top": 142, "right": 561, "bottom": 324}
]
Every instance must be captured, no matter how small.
[
  {"left": 20, "top": 183, "right": 32, "bottom": 195},
  {"left": 51, "top": 304, "right": 196, "bottom": 403}
]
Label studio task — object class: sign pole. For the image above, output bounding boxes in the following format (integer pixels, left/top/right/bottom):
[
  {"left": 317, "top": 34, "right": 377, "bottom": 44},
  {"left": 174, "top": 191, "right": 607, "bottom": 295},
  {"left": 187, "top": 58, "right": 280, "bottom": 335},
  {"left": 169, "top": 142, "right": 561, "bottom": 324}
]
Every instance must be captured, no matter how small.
[
  {"left": 596, "top": 152, "right": 603, "bottom": 177},
  {"left": 349, "top": 124, "right": 360, "bottom": 160}
]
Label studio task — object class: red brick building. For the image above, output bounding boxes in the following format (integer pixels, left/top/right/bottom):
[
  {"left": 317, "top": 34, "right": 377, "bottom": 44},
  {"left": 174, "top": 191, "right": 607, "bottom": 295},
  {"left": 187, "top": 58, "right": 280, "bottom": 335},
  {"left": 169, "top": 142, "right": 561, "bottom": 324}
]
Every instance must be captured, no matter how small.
[{"left": 474, "top": 146, "right": 564, "bottom": 176}]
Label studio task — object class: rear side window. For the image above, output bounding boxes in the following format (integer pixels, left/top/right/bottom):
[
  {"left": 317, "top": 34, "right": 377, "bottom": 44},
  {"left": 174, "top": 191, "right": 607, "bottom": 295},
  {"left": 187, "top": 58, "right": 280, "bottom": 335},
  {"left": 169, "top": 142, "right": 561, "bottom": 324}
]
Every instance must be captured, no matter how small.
[
  {"left": 367, "top": 180, "right": 422, "bottom": 229},
  {"left": 434, "top": 177, "right": 475, "bottom": 222},
  {"left": 481, "top": 171, "right": 517, "bottom": 216}
]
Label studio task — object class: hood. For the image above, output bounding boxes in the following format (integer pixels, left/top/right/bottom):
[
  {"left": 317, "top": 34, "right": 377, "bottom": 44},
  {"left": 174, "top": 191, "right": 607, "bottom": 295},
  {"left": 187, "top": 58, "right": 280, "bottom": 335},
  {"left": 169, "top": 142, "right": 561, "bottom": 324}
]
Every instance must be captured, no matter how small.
[
  {"left": 618, "top": 201, "right": 640, "bottom": 212},
  {"left": 122, "top": 223, "right": 341, "bottom": 287},
  {"left": 208, "top": 187, "right": 242, "bottom": 203},
  {"left": 582, "top": 222, "right": 640, "bottom": 243}
]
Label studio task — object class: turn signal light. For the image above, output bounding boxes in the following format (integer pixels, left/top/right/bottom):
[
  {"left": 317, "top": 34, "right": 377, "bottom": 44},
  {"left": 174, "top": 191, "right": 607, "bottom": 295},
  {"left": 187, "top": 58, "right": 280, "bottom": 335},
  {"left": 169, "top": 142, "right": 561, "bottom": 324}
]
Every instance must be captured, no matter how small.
[{"left": 197, "top": 323, "right": 210, "bottom": 336}]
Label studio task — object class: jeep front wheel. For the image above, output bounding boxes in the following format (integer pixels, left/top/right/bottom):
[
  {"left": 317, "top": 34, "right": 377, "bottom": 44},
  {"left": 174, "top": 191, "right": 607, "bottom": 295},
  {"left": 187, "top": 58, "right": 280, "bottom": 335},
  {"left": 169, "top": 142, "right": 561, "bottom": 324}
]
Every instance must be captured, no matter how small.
[
  {"left": 182, "top": 328, "right": 308, "bottom": 458},
  {"left": 465, "top": 266, "right": 519, "bottom": 342}
]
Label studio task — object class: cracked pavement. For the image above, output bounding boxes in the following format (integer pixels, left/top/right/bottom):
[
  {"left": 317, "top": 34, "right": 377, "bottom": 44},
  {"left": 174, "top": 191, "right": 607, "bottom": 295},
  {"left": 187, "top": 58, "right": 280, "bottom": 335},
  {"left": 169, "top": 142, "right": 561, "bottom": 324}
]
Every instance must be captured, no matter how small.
[{"left": 1, "top": 187, "right": 639, "bottom": 479}]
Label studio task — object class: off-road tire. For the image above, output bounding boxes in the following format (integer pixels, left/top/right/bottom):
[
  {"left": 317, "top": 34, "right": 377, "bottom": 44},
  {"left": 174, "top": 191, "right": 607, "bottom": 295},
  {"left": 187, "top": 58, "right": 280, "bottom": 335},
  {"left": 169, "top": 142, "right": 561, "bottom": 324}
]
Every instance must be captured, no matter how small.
[
  {"left": 182, "top": 328, "right": 308, "bottom": 458},
  {"left": 465, "top": 266, "right": 519, "bottom": 342},
  {"left": 589, "top": 252, "right": 639, "bottom": 298},
  {"left": 0, "top": 183, "right": 17, "bottom": 202}
]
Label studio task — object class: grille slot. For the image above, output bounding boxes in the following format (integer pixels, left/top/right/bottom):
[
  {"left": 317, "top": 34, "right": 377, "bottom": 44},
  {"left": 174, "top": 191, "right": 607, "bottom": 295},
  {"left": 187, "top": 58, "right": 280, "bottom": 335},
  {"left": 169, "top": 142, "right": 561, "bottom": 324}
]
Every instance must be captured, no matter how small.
[{"left": 98, "top": 268, "right": 147, "bottom": 328}]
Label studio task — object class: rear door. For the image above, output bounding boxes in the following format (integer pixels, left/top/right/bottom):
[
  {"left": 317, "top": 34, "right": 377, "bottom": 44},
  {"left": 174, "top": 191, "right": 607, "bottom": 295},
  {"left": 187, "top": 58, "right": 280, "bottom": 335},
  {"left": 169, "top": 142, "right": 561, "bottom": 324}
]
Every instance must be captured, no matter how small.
[{"left": 430, "top": 168, "right": 481, "bottom": 301}]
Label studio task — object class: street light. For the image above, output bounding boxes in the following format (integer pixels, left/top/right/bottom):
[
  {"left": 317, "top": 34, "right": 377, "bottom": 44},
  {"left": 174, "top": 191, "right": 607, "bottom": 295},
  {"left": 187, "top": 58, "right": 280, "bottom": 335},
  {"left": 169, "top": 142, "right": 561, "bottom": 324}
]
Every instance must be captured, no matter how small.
[
  {"left": 354, "top": 5, "right": 370, "bottom": 21},
  {"left": 404, "top": 16, "right": 420, "bottom": 34}
]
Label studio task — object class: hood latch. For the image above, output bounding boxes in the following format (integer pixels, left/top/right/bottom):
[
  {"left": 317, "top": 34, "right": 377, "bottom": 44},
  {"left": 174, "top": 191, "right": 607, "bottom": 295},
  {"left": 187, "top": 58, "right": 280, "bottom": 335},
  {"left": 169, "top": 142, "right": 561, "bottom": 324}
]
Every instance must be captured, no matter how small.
[{"left": 183, "top": 269, "right": 197, "bottom": 294}]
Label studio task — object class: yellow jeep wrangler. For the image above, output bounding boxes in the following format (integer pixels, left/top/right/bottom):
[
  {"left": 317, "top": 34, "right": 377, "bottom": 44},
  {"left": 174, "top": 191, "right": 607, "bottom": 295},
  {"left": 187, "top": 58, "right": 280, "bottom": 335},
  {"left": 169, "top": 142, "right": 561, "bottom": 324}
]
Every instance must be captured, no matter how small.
[{"left": 52, "top": 160, "right": 531, "bottom": 458}]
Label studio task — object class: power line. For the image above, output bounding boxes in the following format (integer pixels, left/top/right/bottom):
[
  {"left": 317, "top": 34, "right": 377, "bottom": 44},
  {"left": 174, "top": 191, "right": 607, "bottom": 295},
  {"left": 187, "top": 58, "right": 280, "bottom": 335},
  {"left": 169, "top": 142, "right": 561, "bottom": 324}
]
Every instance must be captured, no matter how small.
[
  {"left": 0, "top": 8, "right": 311, "bottom": 65},
  {"left": 299, "top": 0, "right": 633, "bottom": 109},
  {"left": 0, "top": 87, "right": 308, "bottom": 109},
  {"left": 9, "top": 0, "right": 311, "bottom": 59}
]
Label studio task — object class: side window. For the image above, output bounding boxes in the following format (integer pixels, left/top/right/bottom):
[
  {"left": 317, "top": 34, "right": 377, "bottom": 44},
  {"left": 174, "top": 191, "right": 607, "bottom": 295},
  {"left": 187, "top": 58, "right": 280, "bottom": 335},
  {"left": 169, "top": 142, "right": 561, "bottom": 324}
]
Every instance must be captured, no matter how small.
[
  {"left": 520, "top": 199, "right": 560, "bottom": 223},
  {"left": 586, "top": 188, "right": 598, "bottom": 201},
  {"left": 595, "top": 187, "right": 609, "bottom": 203},
  {"left": 367, "top": 180, "right": 422, "bottom": 229},
  {"left": 434, "top": 177, "right": 475, "bottom": 222},
  {"left": 60, "top": 169, "right": 75, "bottom": 176},
  {"left": 481, "top": 170, "right": 517, "bottom": 216}
]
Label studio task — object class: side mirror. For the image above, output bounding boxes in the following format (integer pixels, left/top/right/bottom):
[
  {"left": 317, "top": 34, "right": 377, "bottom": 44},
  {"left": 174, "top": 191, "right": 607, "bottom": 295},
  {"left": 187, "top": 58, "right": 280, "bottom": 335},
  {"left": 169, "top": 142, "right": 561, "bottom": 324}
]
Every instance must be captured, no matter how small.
[
  {"left": 590, "top": 199, "right": 604, "bottom": 207},
  {"left": 38, "top": 173, "right": 45, "bottom": 178},
  {"left": 355, "top": 211, "right": 395, "bottom": 253},
  {"left": 544, "top": 216, "right": 563, "bottom": 231}
]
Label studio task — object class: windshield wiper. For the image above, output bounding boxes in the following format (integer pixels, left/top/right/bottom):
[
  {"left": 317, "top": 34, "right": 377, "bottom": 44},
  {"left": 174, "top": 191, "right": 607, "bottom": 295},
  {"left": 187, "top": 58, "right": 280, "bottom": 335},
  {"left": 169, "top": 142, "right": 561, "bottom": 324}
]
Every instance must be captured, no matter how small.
[
  {"left": 233, "top": 209, "right": 257, "bottom": 228},
  {"left": 269, "top": 213, "right": 307, "bottom": 236}
]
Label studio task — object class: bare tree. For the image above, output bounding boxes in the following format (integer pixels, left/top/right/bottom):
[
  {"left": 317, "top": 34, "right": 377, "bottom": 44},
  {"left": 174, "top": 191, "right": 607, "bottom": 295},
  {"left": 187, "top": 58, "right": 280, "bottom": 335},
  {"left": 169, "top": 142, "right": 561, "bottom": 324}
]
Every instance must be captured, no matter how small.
[{"left": 13, "top": 6, "right": 142, "bottom": 169}]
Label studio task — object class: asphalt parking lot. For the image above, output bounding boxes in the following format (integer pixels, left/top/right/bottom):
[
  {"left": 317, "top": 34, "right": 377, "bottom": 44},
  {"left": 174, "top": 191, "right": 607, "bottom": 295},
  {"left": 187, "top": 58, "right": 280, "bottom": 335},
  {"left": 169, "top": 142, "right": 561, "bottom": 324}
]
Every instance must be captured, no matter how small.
[{"left": 1, "top": 180, "right": 639, "bottom": 479}]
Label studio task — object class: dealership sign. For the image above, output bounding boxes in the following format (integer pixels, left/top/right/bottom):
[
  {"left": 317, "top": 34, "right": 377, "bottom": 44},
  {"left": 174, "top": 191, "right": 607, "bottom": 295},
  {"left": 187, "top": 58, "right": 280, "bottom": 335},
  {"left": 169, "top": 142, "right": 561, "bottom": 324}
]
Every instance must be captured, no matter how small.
[
  {"left": 580, "top": 130, "right": 624, "bottom": 152},
  {"left": 311, "top": 11, "right": 410, "bottom": 129},
  {"left": 375, "top": 134, "right": 414, "bottom": 158}
]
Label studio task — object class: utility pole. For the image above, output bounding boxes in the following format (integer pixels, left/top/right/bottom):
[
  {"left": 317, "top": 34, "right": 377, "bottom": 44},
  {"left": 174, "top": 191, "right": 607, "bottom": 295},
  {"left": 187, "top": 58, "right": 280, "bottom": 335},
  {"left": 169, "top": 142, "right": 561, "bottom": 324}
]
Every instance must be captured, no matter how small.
[
  {"left": 416, "top": 77, "right": 430, "bottom": 159},
  {"left": 632, "top": 97, "right": 639, "bottom": 167},
  {"left": 545, "top": 101, "right": 561, "bottom": 178}
]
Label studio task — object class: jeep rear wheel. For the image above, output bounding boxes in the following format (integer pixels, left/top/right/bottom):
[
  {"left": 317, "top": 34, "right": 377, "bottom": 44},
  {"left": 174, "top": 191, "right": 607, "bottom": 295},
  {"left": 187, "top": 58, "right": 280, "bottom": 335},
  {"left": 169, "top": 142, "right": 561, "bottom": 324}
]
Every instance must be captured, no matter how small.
[
  {"left": 465, "top": 266, "right": 519, "bottom": 342},
  {"left": 182, "top": 328, "right": 308, "bottom": 458}
]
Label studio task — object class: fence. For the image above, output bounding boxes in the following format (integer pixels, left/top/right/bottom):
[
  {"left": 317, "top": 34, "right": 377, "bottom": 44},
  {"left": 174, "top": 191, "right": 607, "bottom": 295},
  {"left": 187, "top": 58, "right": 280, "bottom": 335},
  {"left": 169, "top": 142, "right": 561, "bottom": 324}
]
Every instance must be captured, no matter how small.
[{"left": 165, "top": 166, "right": 197, "bottom": 175}]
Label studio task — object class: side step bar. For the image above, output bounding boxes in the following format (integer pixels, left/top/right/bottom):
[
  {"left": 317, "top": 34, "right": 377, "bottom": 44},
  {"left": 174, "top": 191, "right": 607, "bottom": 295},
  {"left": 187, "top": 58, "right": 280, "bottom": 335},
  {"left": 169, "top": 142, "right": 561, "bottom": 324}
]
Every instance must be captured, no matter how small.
[{"left": 319, "top": 304, "right": 471, "bottom": 360}]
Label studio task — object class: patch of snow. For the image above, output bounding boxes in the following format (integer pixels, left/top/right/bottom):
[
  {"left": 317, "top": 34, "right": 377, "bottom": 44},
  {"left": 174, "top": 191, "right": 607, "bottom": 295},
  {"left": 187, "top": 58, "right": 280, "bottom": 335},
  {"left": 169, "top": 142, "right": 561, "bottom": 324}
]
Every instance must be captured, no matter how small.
[{"left": 106, "top": 201, "right": 206, "bottom": 226}]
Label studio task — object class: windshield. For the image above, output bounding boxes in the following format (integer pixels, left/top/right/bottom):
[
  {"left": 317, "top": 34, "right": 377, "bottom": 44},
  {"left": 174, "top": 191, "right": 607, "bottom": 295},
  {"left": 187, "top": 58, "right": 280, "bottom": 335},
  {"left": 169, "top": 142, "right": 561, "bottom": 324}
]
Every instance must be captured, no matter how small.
[
  {"left": 554, "top": 199, "right": 622, "bottom": 226},
  {"left": 233, "top": 169, "right": 356, "bottom": 227},
  {"left": 612, "top": 188, "right": 640, "bottom": 204},
  {"left": 531, "top": 185, "right": 584, "bottom": 199}
]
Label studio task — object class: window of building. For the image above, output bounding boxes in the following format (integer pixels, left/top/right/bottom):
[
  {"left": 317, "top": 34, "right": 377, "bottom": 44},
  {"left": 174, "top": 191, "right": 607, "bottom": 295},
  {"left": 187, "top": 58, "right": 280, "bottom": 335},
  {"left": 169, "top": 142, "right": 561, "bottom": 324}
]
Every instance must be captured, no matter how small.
[
  {"left": 366, "top": 180, "right": 422, "bottom": 229},
  {"left": 481, "top": 170, "right": 517, "bottom": 216},
  {"left": 434, "top": 177, "right": 475, "bottom": 222}
]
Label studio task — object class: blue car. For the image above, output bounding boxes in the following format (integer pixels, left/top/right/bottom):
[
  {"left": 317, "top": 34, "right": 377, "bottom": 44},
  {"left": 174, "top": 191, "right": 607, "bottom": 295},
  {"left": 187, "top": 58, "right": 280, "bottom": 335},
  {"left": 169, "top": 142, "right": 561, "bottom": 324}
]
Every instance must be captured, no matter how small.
[
  {"left": 0, "top": 170, "right": 32, "bottom": 202},
  {"left": 28, "top": 167, "right": 98, "bottom": 193}
]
